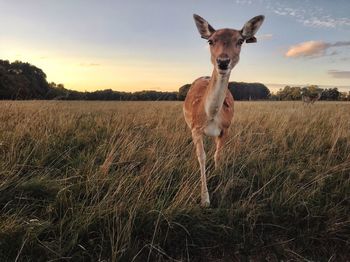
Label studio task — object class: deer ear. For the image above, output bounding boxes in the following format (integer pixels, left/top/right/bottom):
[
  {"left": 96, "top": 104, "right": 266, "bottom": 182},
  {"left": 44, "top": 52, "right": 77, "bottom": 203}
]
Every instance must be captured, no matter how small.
[
  {"left": 241, "top": 15, "right": 264, "bottom": 43},
  {"left": 193, "top": 14, "right": 216, "bottom": 40}
]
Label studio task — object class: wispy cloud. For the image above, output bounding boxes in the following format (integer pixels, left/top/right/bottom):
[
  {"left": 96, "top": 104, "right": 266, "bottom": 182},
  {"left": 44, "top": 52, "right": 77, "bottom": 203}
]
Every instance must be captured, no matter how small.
[
  {"left": 257, "top": 33, "right": 273, "bottom": 41},
  {"left": 328, "top": 70, "right": 350, "bottom": 79},
  {"left": 272, "top": 7, "right": 303, "bottom": 18},
  {"left": 79, "top": 63, "right": 101, "bottom": 67},
  {"left": 235, "top": 0, "right": 253, "bottom": 5},
  {"left": 255, "top": 0, "right": 350, "bottom": 28},
  {"left": 285, "top": 41, "right": 350, "bottom": 58},
  {"left": 302, "top": 17, "right": 350, "bottom": 28}
]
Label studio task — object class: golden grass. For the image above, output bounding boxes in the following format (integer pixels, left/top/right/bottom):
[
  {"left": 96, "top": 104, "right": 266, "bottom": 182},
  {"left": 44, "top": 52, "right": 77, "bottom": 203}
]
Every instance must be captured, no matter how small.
[{"left": 0, "top": 101, "right": 349, "bottom": 261}]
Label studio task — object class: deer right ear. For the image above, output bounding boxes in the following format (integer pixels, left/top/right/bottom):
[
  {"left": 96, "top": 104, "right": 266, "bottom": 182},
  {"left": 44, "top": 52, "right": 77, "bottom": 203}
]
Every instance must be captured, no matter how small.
[
  {"left": 241, "top": 15, "right": 264, "bottom": 43},
  {"left": 193, "top": 14, "right": 216, "bottom": 40}
]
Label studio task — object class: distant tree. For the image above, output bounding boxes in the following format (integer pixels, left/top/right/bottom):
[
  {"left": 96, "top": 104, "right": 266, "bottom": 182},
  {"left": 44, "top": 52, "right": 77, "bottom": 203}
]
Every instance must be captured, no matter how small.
[
  {"left": 0, "top": 60, "right": 50, "bottom": 99},
  {"left": 177, "top": 82, "right": 270, "bottom": 101},
  {"left": 46, "top": 82, "right": 69, "bottom": 99},
  {"left": 321, "top": 88, "right": 340, "bottom": 101},
  {"left": 228, "top": 82, "right": 270, "bottom": 100},
  {"left": 290, "top": 86, "right": 302, "bottom": 100},
  {"left": 301, "top": 85, "right": 322, "bottom": 98},
  {"left": 277, "top": 86, "right": 302, "bottom": 100},
  {"left": 276, "top": 85, "right": 330, "bottom": 101},
  {"left": 340, "top": 92, "right": 348, "bottom": 101},
  {"left": 269, "top": 93, "right": 281, "bottom": 101},
  {"left": 178, "top": 84, "right": 191, "bottom": 101}
]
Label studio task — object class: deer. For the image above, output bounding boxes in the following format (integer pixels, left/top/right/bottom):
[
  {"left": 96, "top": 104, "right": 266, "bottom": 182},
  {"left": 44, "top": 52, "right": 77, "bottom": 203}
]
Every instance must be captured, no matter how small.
[
  {"left": 183, "top": 14, "right": 265, "bottom": 207},
  {"left": 302, "top": 93, "right": 321, "bottom": 105}
]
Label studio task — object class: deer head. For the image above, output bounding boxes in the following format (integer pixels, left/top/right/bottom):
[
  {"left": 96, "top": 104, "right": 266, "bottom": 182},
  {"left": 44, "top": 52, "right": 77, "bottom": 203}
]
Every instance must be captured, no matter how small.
[{"left": 193, "top": 14, "right": 264, "bottom": 75}]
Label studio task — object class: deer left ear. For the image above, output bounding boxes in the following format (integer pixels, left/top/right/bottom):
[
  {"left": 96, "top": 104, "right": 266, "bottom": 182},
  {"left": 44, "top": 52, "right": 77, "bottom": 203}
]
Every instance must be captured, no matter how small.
[
  {"left": 241, "top": 15, "right": 264, "bottom": 43},
  {"left": 193, "top": 14, "right": 216, "bottom": 40}
]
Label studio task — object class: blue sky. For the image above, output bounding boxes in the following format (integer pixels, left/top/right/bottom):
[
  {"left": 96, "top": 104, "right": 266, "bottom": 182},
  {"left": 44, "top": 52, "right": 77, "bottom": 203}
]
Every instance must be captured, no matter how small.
[{"left": 0, "top": 0, "right": 349, "bottom": 92}]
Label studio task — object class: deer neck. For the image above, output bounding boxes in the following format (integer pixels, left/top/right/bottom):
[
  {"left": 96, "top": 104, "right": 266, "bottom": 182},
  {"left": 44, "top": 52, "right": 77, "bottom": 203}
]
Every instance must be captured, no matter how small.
[{"left": 204, "top": 70, "right": 230, "bottom": 119}]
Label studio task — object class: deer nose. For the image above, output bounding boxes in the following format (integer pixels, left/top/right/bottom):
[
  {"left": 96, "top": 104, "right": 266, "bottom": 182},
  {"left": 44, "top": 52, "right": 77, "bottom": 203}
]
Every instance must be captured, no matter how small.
[{"left": 216, "top": 57, "right": 231, "bottom": 70}]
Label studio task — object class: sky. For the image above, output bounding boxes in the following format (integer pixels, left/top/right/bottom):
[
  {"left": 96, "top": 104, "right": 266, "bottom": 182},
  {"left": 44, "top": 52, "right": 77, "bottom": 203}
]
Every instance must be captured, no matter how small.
[{"left": 0, "top": 0, "right": 349, "bottom": 93}]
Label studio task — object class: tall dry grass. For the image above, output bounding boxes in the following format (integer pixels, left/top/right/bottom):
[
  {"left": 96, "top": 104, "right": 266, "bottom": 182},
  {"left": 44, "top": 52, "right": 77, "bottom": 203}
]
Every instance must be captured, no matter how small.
[{"left": 0, "top": 101, "right": 349, "bottom": 261}]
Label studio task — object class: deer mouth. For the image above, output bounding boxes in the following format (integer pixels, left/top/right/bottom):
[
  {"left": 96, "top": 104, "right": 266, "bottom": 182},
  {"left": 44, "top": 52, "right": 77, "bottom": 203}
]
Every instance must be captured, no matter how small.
[{"left": 217, "top": 68, "right": 230, "bottom": 75}]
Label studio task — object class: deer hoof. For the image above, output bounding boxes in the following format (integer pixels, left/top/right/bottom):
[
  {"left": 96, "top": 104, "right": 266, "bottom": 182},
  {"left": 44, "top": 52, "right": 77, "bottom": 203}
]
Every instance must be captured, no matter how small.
[
  {"left": 201, "top": 200, "right": 210, "bottom": 208},
  {"left": 201, "top": 192, "right": 210, "bottom": 208}
]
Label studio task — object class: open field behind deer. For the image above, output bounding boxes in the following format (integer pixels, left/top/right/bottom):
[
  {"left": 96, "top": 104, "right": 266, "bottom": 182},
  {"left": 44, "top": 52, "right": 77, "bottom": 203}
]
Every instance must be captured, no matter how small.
[{"left": 0, "top": 101, "right": 349, "bottom": 261}]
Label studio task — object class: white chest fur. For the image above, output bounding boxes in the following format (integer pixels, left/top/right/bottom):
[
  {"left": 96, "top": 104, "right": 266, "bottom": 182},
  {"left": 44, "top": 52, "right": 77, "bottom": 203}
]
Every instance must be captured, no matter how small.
[
  {"left": 204, "top": 74, "right": 229, "bottom": 119},
  {"left": 203, "top": 74, "right": 229, "bottom": 137}
]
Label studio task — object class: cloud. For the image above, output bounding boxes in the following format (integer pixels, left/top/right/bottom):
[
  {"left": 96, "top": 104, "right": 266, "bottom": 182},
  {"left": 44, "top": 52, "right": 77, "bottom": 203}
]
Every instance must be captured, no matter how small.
[
  {"left": 303, "top": 17, "right": 350, "bottom": 28},
  {"left": 332, "top": 41, "right": 350, "bottom": 47},
  {"left": 285, "top": 41, "right": 350, "bottom": 58},
  {"left": 273, "top": 10, "right": 287, "bottom": 16},
  {"left": 328, "top": 70, "right": 350, "bottom": 79},
  {"left": 273, "top": 7, "right": 300, "bottom": 17},
  {"left": 79, "top": 63, "right": 101, "bottom": 67},
  {"left": 235, "top": 0, "right": 252, "bottom": 5},
  {"left": 285, "top": 41, "right": 328, "bottom": 58},
  {"left": 257, "top": 34, "right": 273, "bottom": 41},
  {"left": 266, "top": 1, "right": 350, "bottom": 28},
  {"left": 235, "top": 0, "right": 350, "bottom": 28}
]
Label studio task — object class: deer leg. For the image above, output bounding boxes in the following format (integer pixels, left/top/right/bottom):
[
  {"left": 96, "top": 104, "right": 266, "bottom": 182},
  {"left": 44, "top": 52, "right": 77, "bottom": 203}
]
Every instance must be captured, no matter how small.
[
  {"left": 192, "top": 130, "right": 210, "bottom": 207},
  {"left": 214, "top": 129, "right": 227, "bottom": 169}
]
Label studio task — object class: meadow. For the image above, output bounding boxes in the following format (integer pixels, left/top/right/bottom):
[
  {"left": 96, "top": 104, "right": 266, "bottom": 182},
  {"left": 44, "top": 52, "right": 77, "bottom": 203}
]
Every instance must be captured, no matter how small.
[{"left": 0, "top": 101, "right": 349, "bottom": 261}]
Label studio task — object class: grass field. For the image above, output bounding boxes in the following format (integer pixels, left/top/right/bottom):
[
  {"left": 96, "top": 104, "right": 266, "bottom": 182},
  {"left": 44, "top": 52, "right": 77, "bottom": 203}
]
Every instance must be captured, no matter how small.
[{"left": 0, "top": 101, "right": 349, "bottom": 261}]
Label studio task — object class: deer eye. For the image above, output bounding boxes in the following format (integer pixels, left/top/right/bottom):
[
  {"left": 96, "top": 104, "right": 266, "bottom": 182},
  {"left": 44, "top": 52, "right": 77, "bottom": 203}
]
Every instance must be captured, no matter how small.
[
  {"left": 237, "top": 39, "right": 244, "bottom": 46},
  {"left": 208, "top": 39, "right": 214, "bottom": 45}
]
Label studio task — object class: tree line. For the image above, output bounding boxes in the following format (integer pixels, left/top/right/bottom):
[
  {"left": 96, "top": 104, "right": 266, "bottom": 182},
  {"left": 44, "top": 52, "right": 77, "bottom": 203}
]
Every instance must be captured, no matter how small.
[
  {"left": 178, "top": 82, "right": 271, "bottom": 101},
  {"left": 271, "top": 85, "right": 350, "bottom": 101},
  {"left": 0, "top": 60, "right": 178, "bottom": 101},
  {"left": 0, "top": 60, "right": 271, "bottom": 101},
  {"left": 1, "top": 60, "right": 348, "bottom": 101}
]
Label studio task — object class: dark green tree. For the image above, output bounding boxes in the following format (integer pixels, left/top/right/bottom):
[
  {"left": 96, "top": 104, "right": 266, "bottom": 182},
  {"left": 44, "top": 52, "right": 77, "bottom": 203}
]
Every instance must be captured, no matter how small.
[
  {"left": 178, "top": 84, "right": 191, "bottom": 101},
  {"left": 321, "top": 88, "right": 340, "bottom": 100}
]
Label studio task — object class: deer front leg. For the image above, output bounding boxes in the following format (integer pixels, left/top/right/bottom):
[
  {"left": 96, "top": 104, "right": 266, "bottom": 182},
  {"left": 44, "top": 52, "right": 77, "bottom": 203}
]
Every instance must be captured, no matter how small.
[
  {"left": 192, "top": 130, "right": 210, "bottom": 207},
  {"left": 214, "top": 129, "right": 227, "bottom": 169}
]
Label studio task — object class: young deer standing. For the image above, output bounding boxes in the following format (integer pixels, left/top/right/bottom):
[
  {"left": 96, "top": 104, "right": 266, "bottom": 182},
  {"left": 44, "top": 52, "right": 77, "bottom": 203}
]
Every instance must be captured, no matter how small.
[
  {"left": 183, "top": 14, "right": 264, "bottom": 207},
  {"left": 302, "top": 93, "right": 321, "bottom": 105}
]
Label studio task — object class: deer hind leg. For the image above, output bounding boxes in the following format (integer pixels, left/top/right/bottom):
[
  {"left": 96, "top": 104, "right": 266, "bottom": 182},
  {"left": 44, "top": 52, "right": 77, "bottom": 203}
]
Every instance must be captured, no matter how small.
[
  {"left": 192, "top": 129, "right": 210, "bottom": 207},
  {"left": 214, "top": 129, "right": 227, "bottom": 169}
]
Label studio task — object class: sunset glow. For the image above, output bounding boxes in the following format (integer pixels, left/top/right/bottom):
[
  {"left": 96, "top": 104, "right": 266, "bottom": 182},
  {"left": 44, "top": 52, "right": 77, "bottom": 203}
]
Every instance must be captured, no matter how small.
[{"left": 1, "top": 0, "right": 349, "bottom": 92}]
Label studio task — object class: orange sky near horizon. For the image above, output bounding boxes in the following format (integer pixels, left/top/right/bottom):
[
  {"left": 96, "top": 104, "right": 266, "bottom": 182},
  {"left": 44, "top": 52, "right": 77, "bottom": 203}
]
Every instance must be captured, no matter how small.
[{"left": 2, "top": 41, "right": 349, "bottom": 93}]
